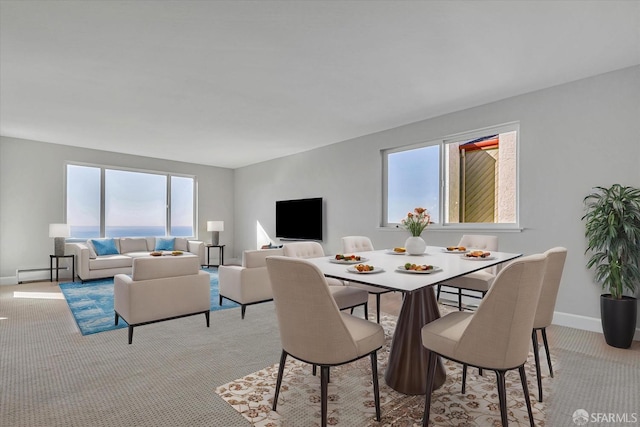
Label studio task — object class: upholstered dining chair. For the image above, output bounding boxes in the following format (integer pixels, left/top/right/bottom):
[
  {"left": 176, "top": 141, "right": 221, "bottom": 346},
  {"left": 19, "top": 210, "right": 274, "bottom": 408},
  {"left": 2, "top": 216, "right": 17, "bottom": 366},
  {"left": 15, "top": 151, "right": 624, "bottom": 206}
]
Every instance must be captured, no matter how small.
[
  {"left": 266, "top": 256, "right": 384, "bottom": 427},
  {"left": 436, "top": 234, "right": 498, "bottom": 310},
  {"left": 421, "top": 253, "right": 548, "bottom": 427},
  {"left": 341, "top": 236, "right": 392, "bottom": 324},
  {"left": 531, "top": 246, "right": 567, "bottom": 402},
  {"left": 283, "top": 241, "right": 369, "bottom": 318}
]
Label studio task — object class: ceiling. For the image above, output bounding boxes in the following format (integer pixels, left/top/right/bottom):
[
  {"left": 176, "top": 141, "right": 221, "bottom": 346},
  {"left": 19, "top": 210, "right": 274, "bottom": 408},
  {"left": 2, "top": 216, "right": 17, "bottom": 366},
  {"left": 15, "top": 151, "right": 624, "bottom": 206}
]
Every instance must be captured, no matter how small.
[{"left": 1, "top": 1, "right": 639, "bottom": 169}]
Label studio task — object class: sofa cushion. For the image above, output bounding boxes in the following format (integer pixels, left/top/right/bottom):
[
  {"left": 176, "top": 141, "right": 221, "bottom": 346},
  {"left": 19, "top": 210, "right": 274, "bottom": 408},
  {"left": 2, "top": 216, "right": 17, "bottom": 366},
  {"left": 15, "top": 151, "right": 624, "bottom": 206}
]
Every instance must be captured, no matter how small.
[
  {"left": 90, "top": 238, "right": 119, "bottom": 256},
  {"left": 174, "top": 237, "right": 189, "bottom": 252},
  {"left": 119, "top": 238, "right": 149, "bottom": 253},
  {"left": 89, "top": 255, "right": 133, "bottom": 270},
  {"left": 155, "top": 237, "right": 175, "bottom": 251},
  {"left": 132, "top": 255, "right": 200, "bottom": 281},
  {"left": 85, "top": 240, "right": 98, "bottom": 259}
]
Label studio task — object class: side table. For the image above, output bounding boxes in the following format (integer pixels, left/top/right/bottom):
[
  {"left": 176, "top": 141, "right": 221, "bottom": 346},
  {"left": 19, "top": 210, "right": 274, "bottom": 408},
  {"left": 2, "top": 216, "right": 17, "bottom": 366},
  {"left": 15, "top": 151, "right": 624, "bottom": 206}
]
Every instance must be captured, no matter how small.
[
  {"left": 50, "top": 254, "right": 75, "bottom": 282},
  {"left": 206, "top": 244, "right": 225, "bottom": 267}
]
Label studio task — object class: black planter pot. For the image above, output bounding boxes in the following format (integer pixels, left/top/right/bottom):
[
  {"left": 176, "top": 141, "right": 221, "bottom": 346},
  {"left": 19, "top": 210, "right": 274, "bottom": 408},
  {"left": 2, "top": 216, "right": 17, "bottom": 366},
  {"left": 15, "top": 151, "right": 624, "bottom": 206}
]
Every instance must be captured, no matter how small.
[{"left": 600, "top": 294, "right": 638, "bottom": 349}]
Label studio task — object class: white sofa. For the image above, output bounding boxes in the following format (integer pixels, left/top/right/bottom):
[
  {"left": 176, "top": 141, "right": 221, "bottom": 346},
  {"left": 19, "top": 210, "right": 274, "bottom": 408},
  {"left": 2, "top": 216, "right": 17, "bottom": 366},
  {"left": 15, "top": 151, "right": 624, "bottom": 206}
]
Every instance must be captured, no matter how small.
[
  {"left": 114, "top": 256, "right": 211, "bottom": 344},
  {"left": 218, "top": 248, "right": 284, "bottom": 319},
  {"left": 66, "top": 237, "right": 205, "bottom": 281}
]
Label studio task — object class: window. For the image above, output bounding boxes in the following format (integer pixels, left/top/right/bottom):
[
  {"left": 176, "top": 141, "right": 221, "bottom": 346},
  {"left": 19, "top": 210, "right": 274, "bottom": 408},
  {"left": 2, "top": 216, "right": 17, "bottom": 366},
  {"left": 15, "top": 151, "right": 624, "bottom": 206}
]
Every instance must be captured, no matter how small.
[
  {"left": 66, "top": 164, "right": 196, "bottom": 238},
  {"left": 383, "top": 123, "right": 518, "bottom": 229}
]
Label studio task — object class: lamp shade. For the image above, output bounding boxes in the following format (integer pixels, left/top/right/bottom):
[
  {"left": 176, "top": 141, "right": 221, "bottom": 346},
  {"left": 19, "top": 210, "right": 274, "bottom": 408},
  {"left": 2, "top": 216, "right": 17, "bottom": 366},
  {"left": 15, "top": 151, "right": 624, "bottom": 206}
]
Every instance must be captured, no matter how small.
[
  {"left": 49, "top": 223, "right": 70, "bottom": 238},
  {"left": 207, "top": 221, "right": 224, "bottom": 232}
]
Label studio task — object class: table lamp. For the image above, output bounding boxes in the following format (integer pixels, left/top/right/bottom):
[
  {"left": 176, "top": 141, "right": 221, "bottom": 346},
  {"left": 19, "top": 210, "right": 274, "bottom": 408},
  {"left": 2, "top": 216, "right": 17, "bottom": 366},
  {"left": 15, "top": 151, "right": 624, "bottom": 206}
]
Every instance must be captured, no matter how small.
[
  {"left": 49, "top": 223, "right": 70, "bottom": 256},
  {"left": 207, "top": 221, "right": 224, "bottom": 245}
]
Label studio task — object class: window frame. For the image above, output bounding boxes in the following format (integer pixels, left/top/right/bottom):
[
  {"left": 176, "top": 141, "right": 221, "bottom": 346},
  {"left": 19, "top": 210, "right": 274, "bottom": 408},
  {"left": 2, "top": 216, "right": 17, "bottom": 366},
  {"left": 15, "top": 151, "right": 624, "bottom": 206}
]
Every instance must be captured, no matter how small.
[
  {"left": 382, "top": 122, "right": 520, "bottom": 232},
  {"left": 64, "top": 161, "right": 197, "bottom": 238}
]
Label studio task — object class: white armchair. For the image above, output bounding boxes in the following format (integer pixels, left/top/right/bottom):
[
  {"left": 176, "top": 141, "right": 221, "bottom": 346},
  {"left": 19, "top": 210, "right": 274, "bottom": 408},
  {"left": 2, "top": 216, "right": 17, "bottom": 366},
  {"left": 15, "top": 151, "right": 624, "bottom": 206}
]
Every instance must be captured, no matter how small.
[
  {"left": 218, "top": 248, "right": 284, "bottom": 319},
  {"left": 114, "top": 255, "right": 210, "bottom": 344}
]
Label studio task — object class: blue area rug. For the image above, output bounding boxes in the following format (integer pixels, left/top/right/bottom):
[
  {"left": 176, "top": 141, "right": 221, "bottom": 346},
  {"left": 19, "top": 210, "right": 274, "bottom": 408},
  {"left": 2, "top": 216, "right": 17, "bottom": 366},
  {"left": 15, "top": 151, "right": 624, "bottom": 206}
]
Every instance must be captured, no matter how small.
[{"left": 59, "top": 268, "right": 238, "bottom": 335}]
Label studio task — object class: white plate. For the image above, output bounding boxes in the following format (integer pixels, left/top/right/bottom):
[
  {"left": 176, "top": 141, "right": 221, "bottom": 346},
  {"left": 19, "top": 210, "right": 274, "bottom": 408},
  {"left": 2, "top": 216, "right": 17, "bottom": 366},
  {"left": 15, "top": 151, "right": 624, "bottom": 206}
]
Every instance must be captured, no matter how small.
[
  {"left": 330, "top": 256, "right": 369, "bottom": 264},
  {"left": 386, "top": 249, "right": 407, "bottom": 255},
  {"left": 347, "top": 266, "right": 385, "bottom": 274},
  {"left": 395, "top": 265, "right": 442, "bottom": 274},
  {"left": 442, "top": 248, "right": 469, "bottom": 254},
  {"left": 461, "top": 255, "right": 496, "bottom": 261}
]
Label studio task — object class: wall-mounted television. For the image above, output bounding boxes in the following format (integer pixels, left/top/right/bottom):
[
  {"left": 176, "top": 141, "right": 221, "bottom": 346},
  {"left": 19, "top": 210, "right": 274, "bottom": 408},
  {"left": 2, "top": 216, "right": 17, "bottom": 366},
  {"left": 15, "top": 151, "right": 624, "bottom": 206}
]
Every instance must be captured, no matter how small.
[{"left": 275, "top": 197, "right": 323, "bottom": 241}]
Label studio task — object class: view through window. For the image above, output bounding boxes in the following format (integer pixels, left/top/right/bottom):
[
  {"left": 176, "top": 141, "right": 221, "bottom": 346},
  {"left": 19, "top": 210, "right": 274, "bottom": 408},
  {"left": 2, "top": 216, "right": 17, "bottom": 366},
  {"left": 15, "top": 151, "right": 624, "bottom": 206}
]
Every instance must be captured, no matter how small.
[
  {"left": 66, "top": 164, "right": 195, "bottom": 238},
  {"left": 384, "top": 123, "right": 518, "bottom": 228}
]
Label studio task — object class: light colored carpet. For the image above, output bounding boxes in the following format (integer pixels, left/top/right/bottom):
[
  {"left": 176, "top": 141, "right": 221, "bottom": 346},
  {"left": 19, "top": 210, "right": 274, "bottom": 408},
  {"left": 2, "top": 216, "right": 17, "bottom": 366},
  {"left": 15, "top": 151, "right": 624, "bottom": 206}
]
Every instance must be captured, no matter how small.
[{"left": 1, "top": 281, "right": 638, "bottom": 426}]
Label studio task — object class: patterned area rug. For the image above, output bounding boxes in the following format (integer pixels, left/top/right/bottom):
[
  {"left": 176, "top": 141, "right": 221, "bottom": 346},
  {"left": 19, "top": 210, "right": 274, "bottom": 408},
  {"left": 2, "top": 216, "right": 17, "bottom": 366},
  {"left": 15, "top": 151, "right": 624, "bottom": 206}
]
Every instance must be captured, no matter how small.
[
  {"left": 59, "top": 268, "right": 237, "bottom": 335},
  {"left": 216, "top": 310, "right": 555, "bottom": 426}
]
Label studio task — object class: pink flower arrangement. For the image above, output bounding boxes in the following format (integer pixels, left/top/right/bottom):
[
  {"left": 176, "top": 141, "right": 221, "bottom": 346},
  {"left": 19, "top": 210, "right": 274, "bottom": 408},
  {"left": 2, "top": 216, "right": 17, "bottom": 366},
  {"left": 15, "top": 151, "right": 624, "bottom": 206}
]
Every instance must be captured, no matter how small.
[{"left": 402, "top": 207, "right": 431, "bottom": 236}]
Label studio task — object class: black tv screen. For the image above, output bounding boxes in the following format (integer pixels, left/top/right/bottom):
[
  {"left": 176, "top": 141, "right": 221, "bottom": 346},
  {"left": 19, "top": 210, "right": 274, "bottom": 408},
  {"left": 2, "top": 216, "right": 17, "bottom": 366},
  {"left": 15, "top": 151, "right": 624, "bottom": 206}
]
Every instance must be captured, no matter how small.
[{"left": 276, "top": 197, "right": 323, "bottom": 240}]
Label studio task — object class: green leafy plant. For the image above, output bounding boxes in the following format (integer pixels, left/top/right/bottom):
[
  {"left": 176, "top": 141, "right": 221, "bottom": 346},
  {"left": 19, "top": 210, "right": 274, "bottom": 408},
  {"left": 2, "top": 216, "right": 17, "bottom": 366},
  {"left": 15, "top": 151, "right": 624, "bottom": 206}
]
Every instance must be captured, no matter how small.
[{"left": 582, "top": 184, "right": 640, "bottom": 299}]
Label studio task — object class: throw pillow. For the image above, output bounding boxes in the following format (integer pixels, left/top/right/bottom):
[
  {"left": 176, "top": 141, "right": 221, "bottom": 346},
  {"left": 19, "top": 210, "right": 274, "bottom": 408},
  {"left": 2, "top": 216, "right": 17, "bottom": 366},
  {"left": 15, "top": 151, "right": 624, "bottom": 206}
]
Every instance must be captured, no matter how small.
[
  {"left": 90, "top": 238, "right": 120, "bottom": 256},
  {"left": 155, "top": 237, "right": 175, "bottom": 251}
]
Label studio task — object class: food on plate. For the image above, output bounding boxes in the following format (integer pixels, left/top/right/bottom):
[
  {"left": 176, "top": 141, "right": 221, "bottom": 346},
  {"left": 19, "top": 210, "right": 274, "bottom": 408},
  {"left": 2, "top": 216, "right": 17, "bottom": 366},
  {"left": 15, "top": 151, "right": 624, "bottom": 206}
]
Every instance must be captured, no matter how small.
[
  {"left": 354, "top": 264, "right": 375, "bottom": 272},
  {"left": 335, "top": 254, "right": 361, "bottom": 261},
  {"left": 446, "top": 246, "right": 466, "bottom": 251},
  {"left": 171, "top": 250, "right": 184, "bottom": 256},
  {"left": 393, "top": 247, "right": 406, "bottom": 253},
  {"left": 465, "top": 250, "right": 491, "bottom": 258},
  {"left": 150, "top": 251, "right": 162, "bottom": 256},
  {"left": 403, "top": 262, "right": 434, "bottom": 271}
]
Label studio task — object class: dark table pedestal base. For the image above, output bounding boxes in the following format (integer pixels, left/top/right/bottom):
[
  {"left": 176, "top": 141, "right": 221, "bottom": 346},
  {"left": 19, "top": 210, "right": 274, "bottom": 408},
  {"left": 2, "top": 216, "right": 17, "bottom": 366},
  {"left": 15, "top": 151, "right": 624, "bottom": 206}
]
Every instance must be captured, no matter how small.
[{"left": 384, "top": 286, "right": 446, "bottom": 395}]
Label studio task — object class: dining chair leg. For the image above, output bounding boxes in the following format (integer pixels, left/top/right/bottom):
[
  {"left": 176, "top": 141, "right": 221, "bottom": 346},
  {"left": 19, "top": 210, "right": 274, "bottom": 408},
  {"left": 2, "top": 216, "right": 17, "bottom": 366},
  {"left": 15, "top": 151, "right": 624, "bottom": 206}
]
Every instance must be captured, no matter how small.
[
  {"left": 519, "top": 365, "right": 535, "bottom": 427},
  {"left": 458, "top": 288, "right": 463, "bottom": 311},
  {"left": 422, "top": 351, "right": 438, "bottom": 427},
  {"left": 436, "top": 284, "right": 441, "bottom": 301},
  {"left": 531, "top": 329, "right": 543, "bottom": 402},
  {"left": 376, "top": 293, "right": 381, "bottom": 324},
  {"left": 370, "top": 351, "right": 381, "bottom": 421},
  {"left": 272, "top": 350, "right": 288, "bottom": 411},
  {"left": 364, "top": 303, "right": 368, "bottom": 321},
  {"left": 541, "top": 328, "right": 554, "bottom": 378},
  {"left": 495, "top": 370, "right": 509, "bottom": 427},
  {"left": 312, "top": 365, "right": 316, "bottom": 376},
  {"left": 320, "top": 365, "right": 329, "bottom": 427},
  {"left": 461, "top": 363, "right": 468, "bottom": 394}
]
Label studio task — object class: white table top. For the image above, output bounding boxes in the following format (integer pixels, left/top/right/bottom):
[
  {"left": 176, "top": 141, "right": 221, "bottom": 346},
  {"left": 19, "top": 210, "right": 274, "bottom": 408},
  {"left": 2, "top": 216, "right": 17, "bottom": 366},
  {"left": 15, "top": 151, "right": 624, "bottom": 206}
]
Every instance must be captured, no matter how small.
[{"left": 306, "top": 247, "right": 522, "bottom": 294}]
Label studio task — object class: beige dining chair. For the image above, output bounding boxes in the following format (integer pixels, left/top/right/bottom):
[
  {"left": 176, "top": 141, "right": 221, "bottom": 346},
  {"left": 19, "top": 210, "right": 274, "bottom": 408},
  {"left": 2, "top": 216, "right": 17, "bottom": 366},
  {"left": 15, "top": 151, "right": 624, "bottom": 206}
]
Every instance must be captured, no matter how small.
[
  {"left": 531, "top": 246, "right": 567, "bottom": 402},
  {"left": 283, "top": 241, "right": 369, "bottom": 318},
  {"left": 341, "top": 236, "right": 392, "bottom": 323},
  {"left": 266, "top": 256, "right": 384, "bottom": 427},
  {"left": 436, "top": 234, "right": 498, "bottom": 310},
  {"left": 421, "top": 253, "right": 548, "bottom": 427}
]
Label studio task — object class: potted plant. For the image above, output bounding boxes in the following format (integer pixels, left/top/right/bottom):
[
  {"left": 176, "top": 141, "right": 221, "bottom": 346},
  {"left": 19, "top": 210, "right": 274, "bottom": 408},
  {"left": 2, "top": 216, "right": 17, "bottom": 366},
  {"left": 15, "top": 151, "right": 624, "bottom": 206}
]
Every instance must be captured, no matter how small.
[{"left": 582, "top": 184, "right": 640, "bottom": 348}]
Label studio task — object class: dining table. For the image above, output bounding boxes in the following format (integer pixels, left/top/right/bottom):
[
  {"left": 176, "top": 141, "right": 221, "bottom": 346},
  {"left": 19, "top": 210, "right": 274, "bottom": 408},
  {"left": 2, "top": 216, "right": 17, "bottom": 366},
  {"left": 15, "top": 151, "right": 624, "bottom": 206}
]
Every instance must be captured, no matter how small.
[{"left": 306, "top": 246, "right": 523, "bottom": 395}]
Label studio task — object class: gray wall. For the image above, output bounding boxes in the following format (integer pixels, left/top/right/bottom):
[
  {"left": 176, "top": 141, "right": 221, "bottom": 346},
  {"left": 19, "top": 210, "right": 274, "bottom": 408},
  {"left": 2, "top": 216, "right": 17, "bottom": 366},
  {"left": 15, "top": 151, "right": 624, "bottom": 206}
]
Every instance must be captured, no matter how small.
[
  {"left": 1, "top": 66, "right": 638, "bottom": 334},
  {"left": 0, "top": 138, "right": 234, "bottom": 282},
  {"left": 233, "top": 66, "right": 640, "bottom": 333}
]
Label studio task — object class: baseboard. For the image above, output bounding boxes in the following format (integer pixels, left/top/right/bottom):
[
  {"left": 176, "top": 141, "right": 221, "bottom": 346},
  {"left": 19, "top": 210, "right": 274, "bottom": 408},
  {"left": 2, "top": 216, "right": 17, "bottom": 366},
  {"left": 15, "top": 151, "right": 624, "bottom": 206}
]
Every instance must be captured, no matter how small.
[{"left": 552, "top": 310, "right": 640, "bottom": 341}]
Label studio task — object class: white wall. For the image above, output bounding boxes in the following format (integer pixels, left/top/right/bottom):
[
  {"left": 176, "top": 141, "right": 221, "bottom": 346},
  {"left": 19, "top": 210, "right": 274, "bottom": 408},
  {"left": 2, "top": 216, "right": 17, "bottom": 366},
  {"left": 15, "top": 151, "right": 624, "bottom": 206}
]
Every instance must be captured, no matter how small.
[
  {"left": 233, "top": 66, "right": 640, "bottom": 332},
  {"left": 0, "top": 137, "right": 234, "bottom": 283}
]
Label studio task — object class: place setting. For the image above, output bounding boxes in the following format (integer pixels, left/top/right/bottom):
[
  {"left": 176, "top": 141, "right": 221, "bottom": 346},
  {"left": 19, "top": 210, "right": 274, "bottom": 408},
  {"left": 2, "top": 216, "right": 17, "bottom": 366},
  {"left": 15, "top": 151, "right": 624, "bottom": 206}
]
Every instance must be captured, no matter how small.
[
  {"left": 330, "top": 254, "right": 369, "bottom": 264},
  {"left": 395, "top": 262, "right": 442, "bottom": 274},
  {"left": 346, "top": 263, "right": 385, "bottom": 274}
]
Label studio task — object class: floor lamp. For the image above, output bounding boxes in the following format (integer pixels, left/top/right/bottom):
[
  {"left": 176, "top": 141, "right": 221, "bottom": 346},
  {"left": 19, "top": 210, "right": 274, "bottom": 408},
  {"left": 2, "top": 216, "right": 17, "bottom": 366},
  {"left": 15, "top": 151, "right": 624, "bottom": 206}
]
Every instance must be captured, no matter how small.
[{"left": 207, "top": 221, "right": 224, "bottom": 245}]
